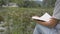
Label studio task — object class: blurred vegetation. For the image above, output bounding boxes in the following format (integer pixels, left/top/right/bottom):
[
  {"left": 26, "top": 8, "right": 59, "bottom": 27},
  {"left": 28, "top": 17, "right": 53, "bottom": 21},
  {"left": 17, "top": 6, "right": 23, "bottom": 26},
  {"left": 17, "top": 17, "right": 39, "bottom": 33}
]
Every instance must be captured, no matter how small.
[
  {"left": 0, "top": 0, "right": 56, "bottom": 8},
  {"left": 0, "top": 7, "right": 53, "bottom": 34}
]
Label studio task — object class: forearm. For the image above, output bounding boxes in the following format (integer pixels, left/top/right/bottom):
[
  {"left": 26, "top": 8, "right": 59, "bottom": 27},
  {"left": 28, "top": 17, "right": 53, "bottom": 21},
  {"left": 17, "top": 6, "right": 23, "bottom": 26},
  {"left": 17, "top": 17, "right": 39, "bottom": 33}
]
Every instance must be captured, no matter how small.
[
  {"left": 35, "top": 18, "right": 58, "bottom": 28},
  {"left": 36, "top": 20, "right": 49, "bottom": 26}
]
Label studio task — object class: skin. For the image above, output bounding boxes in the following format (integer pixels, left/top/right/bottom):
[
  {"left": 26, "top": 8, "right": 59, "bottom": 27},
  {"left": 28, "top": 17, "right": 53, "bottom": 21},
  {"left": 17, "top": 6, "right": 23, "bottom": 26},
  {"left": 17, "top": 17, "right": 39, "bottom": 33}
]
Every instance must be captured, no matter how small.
[{"left": 33, "top": 16, "right": 59, "bottom": 28}]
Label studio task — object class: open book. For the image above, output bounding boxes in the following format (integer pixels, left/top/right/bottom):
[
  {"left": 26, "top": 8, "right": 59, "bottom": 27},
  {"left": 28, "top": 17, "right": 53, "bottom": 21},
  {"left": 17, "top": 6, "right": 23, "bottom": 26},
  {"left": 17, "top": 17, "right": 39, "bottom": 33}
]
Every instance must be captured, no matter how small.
[{"left": 32, "top": 13, "right": 52, "bottom": 22}]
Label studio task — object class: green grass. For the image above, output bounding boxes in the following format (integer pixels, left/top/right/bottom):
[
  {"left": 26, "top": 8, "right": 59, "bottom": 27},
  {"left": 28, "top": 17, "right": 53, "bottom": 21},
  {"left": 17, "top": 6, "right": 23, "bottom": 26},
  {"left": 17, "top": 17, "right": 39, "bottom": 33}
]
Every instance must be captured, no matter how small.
[{"left": 0, "top": 7, "right": 53, "bottom": 34}]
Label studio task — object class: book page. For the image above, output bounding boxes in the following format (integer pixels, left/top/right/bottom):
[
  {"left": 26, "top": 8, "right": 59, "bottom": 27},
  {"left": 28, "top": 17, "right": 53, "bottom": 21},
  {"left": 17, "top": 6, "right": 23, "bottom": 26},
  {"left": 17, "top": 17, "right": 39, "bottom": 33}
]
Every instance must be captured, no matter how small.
[{"left": 32, "top": 13, "right": 52, "bottom": 22}]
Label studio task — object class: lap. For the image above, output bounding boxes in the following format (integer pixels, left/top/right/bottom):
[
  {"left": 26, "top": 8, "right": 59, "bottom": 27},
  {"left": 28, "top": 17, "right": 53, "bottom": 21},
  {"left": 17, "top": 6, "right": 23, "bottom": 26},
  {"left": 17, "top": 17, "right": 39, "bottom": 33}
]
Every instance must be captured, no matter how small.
[{"left": 33, "top": 24, "right": 58, "bottom": 34}]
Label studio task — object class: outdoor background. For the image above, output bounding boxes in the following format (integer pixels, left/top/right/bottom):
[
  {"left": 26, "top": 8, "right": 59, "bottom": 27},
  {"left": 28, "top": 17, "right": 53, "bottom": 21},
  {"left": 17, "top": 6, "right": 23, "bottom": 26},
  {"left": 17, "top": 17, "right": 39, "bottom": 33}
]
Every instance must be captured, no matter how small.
[{"left": 0, "top": 0, "right": 56, "bottom": 34}]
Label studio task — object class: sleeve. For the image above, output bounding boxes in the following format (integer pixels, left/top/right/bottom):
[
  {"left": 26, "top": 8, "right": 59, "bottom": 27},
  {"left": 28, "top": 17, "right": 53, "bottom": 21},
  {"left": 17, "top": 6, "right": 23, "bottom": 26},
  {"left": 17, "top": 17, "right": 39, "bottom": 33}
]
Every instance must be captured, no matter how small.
[{"left": 53, "top": 0, "right": 60, "bottom": 20}]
